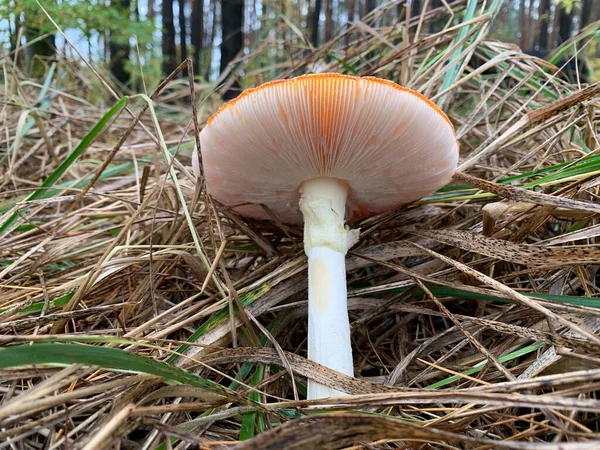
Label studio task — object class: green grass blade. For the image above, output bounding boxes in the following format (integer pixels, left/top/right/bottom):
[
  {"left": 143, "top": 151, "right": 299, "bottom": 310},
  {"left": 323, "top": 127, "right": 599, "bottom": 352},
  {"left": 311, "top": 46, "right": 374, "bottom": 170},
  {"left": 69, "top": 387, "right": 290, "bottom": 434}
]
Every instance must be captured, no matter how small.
[
  {"left": 137, "top": 93, "right": 224, "bottom": 295},
  {"left": 546, "top": 22, "right": 600, "bottom": 65},
  {"left": 0, "top": 292, "right": 74, "bottom": 315},
  {"left": 1, "top": 63, "right": 57, "bottom": 164},
  {"left": 0, "top": 97, "right": 129, "bottom": 235},
  {"left": 424, "top": 153, "right": 600, "bottom": 203},
  {"left": 436, "top": 0, "right": 478, "bottom": 108},
  {"left": 425, "top": 342, "right": 545, "bottom": 389},
  {"left": 0, "top": 343, "right": 227, "bottom": 395},
  {"left": 167, "top": 283, "right": 271, "bottom": 363},
  {"left": 356, "top": 284, "right": 600, "bottom": 309},
  {"left": 239, "top": 365, "right": 266, "bottom": 440},
  {"left": 0, "top": 141, "right": 191, "bottom": 215},
  {"left": 154, "top": 332, "right": 273, "bottom": 448}
]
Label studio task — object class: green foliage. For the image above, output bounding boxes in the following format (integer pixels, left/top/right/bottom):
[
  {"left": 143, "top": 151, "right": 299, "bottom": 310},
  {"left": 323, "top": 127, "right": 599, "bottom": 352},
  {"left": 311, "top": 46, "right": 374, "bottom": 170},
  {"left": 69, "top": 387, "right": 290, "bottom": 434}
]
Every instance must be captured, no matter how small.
[
  {"left": 1, "top": 0, "right": 154, "bottom": 51},
  {"left": 554, "top": 0, "right": 577, "bottom": 15}
]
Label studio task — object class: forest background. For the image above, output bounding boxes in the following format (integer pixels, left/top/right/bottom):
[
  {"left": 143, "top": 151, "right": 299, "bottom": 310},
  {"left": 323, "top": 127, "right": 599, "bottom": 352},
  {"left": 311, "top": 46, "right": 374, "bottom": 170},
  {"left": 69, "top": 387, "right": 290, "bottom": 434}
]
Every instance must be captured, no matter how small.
[{"left": 1, "top": 0, "right": 599, "bottom": 93}]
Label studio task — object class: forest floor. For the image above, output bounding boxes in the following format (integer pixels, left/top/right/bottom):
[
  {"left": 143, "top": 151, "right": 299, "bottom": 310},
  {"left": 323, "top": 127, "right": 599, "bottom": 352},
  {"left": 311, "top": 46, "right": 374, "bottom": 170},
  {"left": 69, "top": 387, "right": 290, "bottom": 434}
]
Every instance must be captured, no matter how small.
[{"left": 2, "top": 3, "right": 600, "bottom": 449}]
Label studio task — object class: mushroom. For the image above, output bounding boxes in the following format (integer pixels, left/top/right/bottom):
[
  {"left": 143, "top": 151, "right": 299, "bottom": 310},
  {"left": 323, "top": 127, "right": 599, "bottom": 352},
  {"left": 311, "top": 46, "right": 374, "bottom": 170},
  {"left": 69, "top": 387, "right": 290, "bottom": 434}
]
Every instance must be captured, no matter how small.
[{"left": 194, "top": 73, "right": 458, "bottom": 399}]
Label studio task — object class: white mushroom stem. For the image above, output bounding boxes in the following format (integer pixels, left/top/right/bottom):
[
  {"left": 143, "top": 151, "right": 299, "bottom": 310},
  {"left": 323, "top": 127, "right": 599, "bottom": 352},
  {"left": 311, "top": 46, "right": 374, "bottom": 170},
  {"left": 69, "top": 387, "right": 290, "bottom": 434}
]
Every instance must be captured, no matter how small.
[{"left": 300, "top": 177, "right": 359, "bottom": 399}]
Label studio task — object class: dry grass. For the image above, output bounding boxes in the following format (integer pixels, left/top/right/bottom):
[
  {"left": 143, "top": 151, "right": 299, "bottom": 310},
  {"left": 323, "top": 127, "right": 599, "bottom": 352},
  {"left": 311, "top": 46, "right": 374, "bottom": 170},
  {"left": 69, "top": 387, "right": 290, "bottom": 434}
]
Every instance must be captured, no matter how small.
[{"left": 1, "top": 1, "right": 600, "bottom": 449}]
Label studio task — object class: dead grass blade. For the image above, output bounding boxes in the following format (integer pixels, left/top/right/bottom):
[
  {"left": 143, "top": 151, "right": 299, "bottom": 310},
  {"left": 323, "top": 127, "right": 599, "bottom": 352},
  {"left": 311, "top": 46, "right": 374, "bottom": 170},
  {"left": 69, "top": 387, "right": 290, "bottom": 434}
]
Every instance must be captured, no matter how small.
[
  {"left": 233, "top": 414, "right": 600, "bottom": 450},
  {"left": 411, "top": 228, "right": 600, "bottom": 266}
]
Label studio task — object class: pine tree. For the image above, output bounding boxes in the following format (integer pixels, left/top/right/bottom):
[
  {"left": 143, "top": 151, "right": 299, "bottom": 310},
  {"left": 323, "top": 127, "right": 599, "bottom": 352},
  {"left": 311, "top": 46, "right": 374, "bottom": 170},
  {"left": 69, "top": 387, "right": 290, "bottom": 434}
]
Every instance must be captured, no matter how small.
[
  {"left": 162, "top": 0, "right": 177, "bottom": 75},
  {"left": 220, "top": 0, "right": 244, "bottom": 99},
  {"left": 109, "top": 0, "right": 131, "bottom": 85},
  {"left": 191, "top": 0, "right": 204, "bottom": 75},
  {"left": 178, "top": 0, "right": 188, "bottom": 76}
]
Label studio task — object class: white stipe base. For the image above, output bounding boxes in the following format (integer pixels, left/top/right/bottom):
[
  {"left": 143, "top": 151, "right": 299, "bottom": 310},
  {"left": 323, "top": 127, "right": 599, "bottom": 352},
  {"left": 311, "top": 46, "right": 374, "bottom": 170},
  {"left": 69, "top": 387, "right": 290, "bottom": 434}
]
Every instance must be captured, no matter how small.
[
  {"left": 299, "top": 177, "right": 359, "bottom": 400},
  {"left": 306, "top": 246, "right": 354, "bottom": 399}
]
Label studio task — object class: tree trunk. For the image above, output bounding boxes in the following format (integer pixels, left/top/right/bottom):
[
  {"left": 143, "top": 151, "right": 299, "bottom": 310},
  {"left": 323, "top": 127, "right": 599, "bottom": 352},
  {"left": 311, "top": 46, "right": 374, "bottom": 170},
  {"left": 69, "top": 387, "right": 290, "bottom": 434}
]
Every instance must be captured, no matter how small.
[
  {"left": 519, "top": 0, "right": 528, "bottom": 49},
  {"left": 109, "top": 0, "right": 131, "bottom": 85},
  {"left": 162, "top": 0, "right": 177, "bottom": 76},
  {"left": 558, "top": 2, "right": 573, "bottom": 43},
  {"left": 23, "top": 15, "right": 55, "bottom": 77},
  {"left": 148, "top": 0, "right": 154, "bottom": 20},
  {"left": 311, "top": 0, "right": 322, "bottom": 47},
  {"left": 344, "top": 0, "right": 356, "bottom": 47},
  {"left": 550, "top": 2, "right": 560, "bottom": 47},
  {"left": 278, "top": 1, "right": 287, "bottom": 47},
  {"left": 526, "top": 0, "right": 534, "bottom": 49},
  {"left": 178, "top": 0, "right": 188, "bottom": 76},
  {"left": 411, "top": 0, "right": 421, "bottom": 16},
  {"left": 205, "top": 0, "right": 217, "bottom": 80},
  {"left": 220, "top": 0, "right": 244, "bottom": 100},
  {"left": 537, "top": 0, "right": 550, "bottom": 50},
  {"left": 324, "top": 0, "right": 333, "bottom": 42},
  {"left": 364, "top": 0, "right": 377, "bottom": 17},
  {"left": 347, "top": 0, "right": 356, "bottom": 23},
  {"left": 580, "top": 0, "right": 594, "bottom": 28},
  {"left": 191, "top": 0, "right": 204, "bottom": 76},
  {"left": 10, "top": 13, "right": 21, "bottom": 53}
]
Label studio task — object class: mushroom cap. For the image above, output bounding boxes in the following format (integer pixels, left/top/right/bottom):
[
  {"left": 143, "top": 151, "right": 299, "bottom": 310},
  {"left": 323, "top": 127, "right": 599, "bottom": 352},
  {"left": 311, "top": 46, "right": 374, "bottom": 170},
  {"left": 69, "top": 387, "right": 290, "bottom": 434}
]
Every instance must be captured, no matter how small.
[{"left": 199, "top": 73, "right": 458, "bottom": 224}]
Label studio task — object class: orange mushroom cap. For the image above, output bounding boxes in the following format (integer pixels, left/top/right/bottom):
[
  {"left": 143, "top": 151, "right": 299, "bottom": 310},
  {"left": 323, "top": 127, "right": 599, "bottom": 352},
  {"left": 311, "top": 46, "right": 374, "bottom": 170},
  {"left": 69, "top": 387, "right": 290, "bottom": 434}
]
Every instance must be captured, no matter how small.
[{"left": 200, "top": 73, "right": 459, "bottom": 224}]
